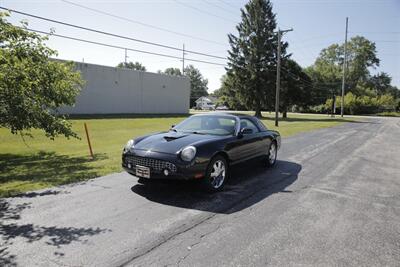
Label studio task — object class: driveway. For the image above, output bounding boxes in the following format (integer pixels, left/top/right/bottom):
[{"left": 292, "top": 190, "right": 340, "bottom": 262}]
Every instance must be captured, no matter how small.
[{"left": 1, "top": 117, "right": 399, "bottom": 266}]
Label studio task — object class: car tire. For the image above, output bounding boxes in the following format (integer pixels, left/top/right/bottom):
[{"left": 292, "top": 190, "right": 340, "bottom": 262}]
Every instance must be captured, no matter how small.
[
  {"left": 202, "top": 155, "right": 228, "bottom": 192},
  {"left": 264, "top": 141, "right": 277, "bottom": 168}
]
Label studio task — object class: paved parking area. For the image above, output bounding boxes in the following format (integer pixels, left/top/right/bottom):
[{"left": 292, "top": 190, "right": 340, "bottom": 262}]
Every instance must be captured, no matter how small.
[{"left": 1, "top": 117, "right": 399, "bottom": 266}]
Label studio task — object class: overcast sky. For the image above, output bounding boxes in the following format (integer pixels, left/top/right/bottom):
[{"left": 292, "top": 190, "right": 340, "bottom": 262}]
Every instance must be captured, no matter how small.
[{"left": 3, "top": 0, "right": 399, "bottom": 91}]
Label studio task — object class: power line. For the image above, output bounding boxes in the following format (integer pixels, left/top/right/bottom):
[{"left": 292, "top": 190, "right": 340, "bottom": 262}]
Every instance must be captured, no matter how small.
[
  {"left": 25, "top": 27, "right": 227, "bottom": 67},
  {"left": 280, "top": 68, "right": 314, "bottom": 86},
  {"left": 374, "top": 40, "right": 400, "bottom": 43},
  {"left": 0, "top": 6, "right": 228, "bottom": 60},
  {"left": 202, "top": 0, "right": 238, "bottom": 16},
  {"left": 217, "top": 0, "right": 243, "bottom": 12},
  {"left": 286, "top": 36, "right": 319, "bottom": 61},
  {"left": 60, "top": 0, "right": 227, "bottom": 47},
  {"left": 174, "top": 0, "right": 236, "bottom": 23},
  {"left": 280, "top": 66, "right": 345, "bottom": 88},
  {"left": 4, "top": 7, "right": 335, "bottom": 84},
  {"left": 349, "top": 31, "right": 400, "bottom": 34},
  {"left": 286, "top": 74, "right": 341, "bottom": 88}
]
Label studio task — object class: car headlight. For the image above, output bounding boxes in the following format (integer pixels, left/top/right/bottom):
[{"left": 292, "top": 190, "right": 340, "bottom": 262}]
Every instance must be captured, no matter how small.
[
  {"left": 180, "top": 146, "right": 196, "bottom": 162},
  {"left": 123, "top": 139, "right": 134, "bottom": 153}
]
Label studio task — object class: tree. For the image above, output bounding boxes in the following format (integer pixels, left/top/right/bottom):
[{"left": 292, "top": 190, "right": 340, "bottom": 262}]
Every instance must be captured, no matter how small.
[
  {"left": 0, "top": 12, "right": 83, "bottom": 139},
  {"left": 214, "top": 74, "right": 245, "bottom": 110},
  {"left": 162, "top": 67, "right": 182, "bottom": 76},
  {"left": 365, "top": 72, "right": 400, "bottom": 99},
  {"left": 303, "top": 66, "right": 333, "bottom": 107},
  {"left": 346, "top": 36, "right": 379, "bottom": 86},
  {"left": 306, "top": 45, "right": 343, "bottom": 103},
  {"left": 280, "top": 59, "right": 312, "bottom": 117},
  {"left": 117, "top": 61, "right": 146, "bottom": 71},
  {"left": 325, "top": 91, "right": 396, "bottom": 115},
  {"left": 366, "top": 72, "right": 392, "bottom": 95},
  {"left": 387, "top": 85, "right": 400, "bottom": 100},
  {"left": 304, "top": 36, "right": 381, "bottom": 112},
  {"left": 184, "top": 65, "right": 208, "bottom": 107},
  {"left": 308, "top": 36, "right": 379, "bottom": 100},
  {"left": 226, "top": 0, "right": 287, "bottom": 117}
]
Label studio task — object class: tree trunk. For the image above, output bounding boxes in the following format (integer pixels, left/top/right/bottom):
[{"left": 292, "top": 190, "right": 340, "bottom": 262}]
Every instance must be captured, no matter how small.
[
  {"left": 282, "top": 105, "right": 287, "bottom": 118},
  {"left": 255, "top": 105, "right": 262, "bottom": 118}
]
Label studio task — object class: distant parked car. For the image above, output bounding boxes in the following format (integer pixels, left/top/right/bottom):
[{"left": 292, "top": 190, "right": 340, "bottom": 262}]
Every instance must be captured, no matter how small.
[
  {"left": 122, "top": 113, "right": 281, "bottom": 191},
  {"left": 201, "top": 102, "right": 215, "bottom": 110},
  {"left": 216, "top": 105, "right": 229, "bottom": 110}
]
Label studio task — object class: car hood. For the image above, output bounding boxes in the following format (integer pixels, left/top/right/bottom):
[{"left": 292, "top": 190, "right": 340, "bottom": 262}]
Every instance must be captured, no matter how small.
[{"left": 134, "top": 131, "right": 222, "bottom": 154}]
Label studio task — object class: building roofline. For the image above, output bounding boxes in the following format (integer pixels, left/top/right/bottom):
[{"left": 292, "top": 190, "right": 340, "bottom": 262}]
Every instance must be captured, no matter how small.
[{"left": 53, "top": 58, "right": 189, "bottom": 80}]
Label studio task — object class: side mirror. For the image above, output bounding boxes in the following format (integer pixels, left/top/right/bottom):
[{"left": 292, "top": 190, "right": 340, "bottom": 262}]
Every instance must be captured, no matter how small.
[{"left": 238, "top": 127, "right": 253, "bottom": 137}]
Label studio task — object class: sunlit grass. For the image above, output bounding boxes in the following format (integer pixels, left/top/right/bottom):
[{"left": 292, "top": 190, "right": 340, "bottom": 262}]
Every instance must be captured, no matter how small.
[
  {"left": 376, "top": 111, "right": 400, "bottom": 117},
  {"left": 0, "top": 113, "right": 360, "bottom": 197}
]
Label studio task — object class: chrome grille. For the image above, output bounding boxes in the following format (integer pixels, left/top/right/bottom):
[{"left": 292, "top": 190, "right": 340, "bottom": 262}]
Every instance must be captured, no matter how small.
[{"left": 125, "top": 156, "right": 177, "bottom": 172}]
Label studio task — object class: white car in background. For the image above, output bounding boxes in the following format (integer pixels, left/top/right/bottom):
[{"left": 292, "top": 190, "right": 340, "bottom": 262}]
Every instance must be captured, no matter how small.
[
  {"left": 202, "top": 102, "right": 216, "bottom": 110},
  {"left": 216, "top": 105, "right": 229, "bottom": 111}
]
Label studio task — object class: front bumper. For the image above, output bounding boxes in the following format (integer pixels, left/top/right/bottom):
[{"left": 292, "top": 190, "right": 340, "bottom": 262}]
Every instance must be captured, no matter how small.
[{"left": 121, "top": 149, "right": 208, "bottom": 180}]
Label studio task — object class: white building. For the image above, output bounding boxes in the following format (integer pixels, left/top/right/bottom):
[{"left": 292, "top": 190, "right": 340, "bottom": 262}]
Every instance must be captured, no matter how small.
[
  {"left": 59, "top": 61, "right": 190, "bottom": 114},
  {"left": 195, "top": 96, "right": 217, "bottom": 110}
]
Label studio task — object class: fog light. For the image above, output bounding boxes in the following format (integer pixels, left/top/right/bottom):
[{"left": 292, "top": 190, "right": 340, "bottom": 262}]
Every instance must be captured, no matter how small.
[
  {"left": 127, "top": 163, "right": 132, "bottom": 169},
  {"left": 163, "top": 169, "right": 169, "bottom": 176}
]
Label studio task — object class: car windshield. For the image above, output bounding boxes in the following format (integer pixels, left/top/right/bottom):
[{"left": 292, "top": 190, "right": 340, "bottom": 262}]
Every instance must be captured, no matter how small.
[{"left": 174, "top": 115, "right": 237, "bottom": 136}]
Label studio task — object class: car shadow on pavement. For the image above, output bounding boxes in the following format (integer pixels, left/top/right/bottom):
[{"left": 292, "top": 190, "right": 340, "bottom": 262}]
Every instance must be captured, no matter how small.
[{"left": 131, "top": 160, "right": 301, "bottom": 214}]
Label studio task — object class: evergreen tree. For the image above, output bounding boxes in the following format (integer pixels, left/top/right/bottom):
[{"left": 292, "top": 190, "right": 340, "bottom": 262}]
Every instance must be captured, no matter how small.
[
  {"left": 184, "top": 65, "right": 208, "bottom": 107},
  {"left": 214, "top": 75, "right": 246, "bottom": 110},
  {"left": 280, "top": 59, "right": 312, "bottom": 117},
  {"left": 226, "top": 0, "right": 287, "bottom": 117}
]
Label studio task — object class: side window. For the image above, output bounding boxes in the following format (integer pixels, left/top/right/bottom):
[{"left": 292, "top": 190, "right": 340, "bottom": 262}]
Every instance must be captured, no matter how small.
[
  {"left": 255, "top": 118, "right": 268, "bottom": 131},
  {"left": 217, "top": 118, "right": 236, "bottom": 135},
  {"left": 240, "top": 119, "right": 259, "bottom": 133}
]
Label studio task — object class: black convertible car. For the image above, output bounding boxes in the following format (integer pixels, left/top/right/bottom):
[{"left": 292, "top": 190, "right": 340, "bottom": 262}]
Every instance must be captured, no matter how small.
[{"left": 122, "top": 113, "right": 281, "bottom": 191}]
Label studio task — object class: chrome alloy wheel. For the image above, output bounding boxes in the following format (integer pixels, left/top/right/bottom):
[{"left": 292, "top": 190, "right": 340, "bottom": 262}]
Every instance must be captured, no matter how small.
[
  {"left": 210, "top": 160, "right": 226, "bottom": 189},
  {"left": 268, "top": 142, "right": 277, "bottom": 165}
]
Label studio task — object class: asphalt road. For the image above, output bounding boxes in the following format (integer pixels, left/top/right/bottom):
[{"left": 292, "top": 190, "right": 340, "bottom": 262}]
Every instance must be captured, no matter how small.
[{"left": 1, "top": 117, "right": 400, "bottom": 266}]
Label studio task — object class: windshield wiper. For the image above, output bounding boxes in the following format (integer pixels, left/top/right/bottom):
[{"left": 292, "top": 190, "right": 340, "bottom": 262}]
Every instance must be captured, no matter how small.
[{"left": 190, "top": 131, "right": 206, "bottom": 135}]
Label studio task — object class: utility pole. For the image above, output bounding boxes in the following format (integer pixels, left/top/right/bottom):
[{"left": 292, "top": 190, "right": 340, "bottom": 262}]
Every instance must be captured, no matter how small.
[
  {"left": 182, "top": 44, "right": 185, "bottom": 75},
  {"left": 331, "top": 89, "right": 336, "bottom": 117},
  {"left": 340, "top": 17, "right": 348, "bottom": 117},
  {"left": 275, "top": 28, "right": 293, "bottom": 127},
  {"left": 124, "top": 48, "right": 128, "bottom": 64}
]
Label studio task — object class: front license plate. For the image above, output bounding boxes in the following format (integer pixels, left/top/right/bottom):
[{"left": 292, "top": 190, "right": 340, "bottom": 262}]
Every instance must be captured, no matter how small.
[{"left": 136, "top": 165, "right": 150, "bottom": 178}]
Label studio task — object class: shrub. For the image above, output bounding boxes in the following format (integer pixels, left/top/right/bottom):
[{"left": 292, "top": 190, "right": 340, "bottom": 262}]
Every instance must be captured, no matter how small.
[{"left": 324, "top": 93, "right": 396, "bottom": 115}]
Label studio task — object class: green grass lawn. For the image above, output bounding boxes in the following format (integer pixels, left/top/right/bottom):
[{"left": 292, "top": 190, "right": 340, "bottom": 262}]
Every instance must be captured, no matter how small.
[
  {"left": 0, "top": 113, "right": 360, "bottom": 197},
  {"left": 376, "top": 111, "right": 400, "bottom": 117}
]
